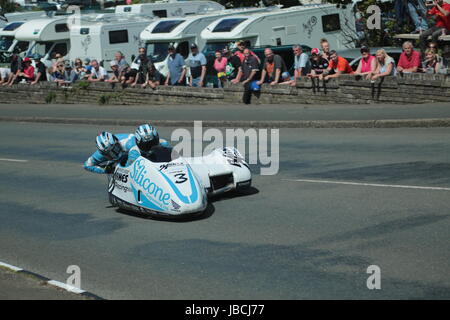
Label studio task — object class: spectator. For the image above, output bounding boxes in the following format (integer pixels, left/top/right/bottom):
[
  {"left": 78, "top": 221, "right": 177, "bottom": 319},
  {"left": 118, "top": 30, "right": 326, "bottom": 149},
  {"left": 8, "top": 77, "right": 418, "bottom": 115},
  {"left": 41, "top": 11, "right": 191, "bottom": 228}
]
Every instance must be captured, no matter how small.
[
  {"left": 51, "top": 53, "right": 64, "bottom": 69},
  {"left": 165, "top": 45, "right": 186, "bottom": 86},
  {"left": 50, "top": 62, "right": 65, "bottom": 82},
  {"left": 133, "top": 47, "right": 150, "bottom": 85},
  {"left": 398, "top": 41, "right": 421, "bottom": 73},
  {"left": 53, "top": 61, "right": 78, "bottom": 85},
  {"left": 114, "top": 51, "right": 129, "bottom": 73},
  {"left": 88, "top": 59, "right": 108, "bottom": 82},
  {"left": 223, "top": 47, "right": 241, "bottom": 81},
  {"left": 10, "top": 56, "right": 34, "bottom": 86},
  {"left": 2, "top": 54, "right": 21, "bottom": 86},
  {"left": 106, "top": 60, "right": 121, "bottom": 83},
  {"left": 307, "top": 48, "right": 329, "bottom": 78},
  {"left": 233, "top": 40, "right": 260, "bottom": 63},
  {"left": 186, "top": 43, "right": 207, "bottom": 87},
  {"left": 367, "top": 49, "right": 397, "bottom": 81},
  {"left": 121, "top": 65, "right": 138, "bottom": 86},
  {"left": 257, "top": 48, "right": 287, "bottom": 86},
  {"left": 83, "top": 58, "right": 92, "bottom": 73},
  {"left": 320, "top": 38, "right": 331, "bottom": 61},
  {"left": 354, "top": 46, "right": 377, "bottom": 76},
  {"left": 30, "top": 54, "right": 47, "bottom": 85},
  {"left": 422, "top": 48, "right": 442, "bottom": 73},
  {"left": 321, "top": 50, "right": 354, "bottom": 80},
  {"left": 231, "top": 48, "right": 260, "bottom": 104},
  {"left": 142, "top": 61, "right": 163, "bottom": 89},
  {"left": 74, "top": 58, "right": 88, "bottom": 80},
  {"left": 0, "top": 67, "right": 9, "bottom": 85},
  {"left": 214, "top": 50, "right": 228, "bottom": 88},
  {"left": 419, "top": 0, "right": 450, "bottom": 52},
  {"left": 395, "top": 0, "right": 429, "bottom": 33},
  {"left": 288, "top": 44, "right": 311, "bottom": 85}
]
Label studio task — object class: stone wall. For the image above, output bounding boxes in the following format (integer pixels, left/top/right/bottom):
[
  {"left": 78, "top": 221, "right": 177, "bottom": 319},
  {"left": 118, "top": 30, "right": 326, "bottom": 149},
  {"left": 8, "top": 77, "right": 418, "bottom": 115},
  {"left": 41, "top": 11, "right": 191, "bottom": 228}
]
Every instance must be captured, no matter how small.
[{"left": 0, "top": 73, "right": 449, "bottom": 105}]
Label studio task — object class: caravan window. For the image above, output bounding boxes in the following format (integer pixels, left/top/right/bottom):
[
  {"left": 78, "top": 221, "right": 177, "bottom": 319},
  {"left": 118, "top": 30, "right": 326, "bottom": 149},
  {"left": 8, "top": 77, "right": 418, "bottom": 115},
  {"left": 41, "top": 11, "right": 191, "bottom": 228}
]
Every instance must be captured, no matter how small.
[
  {"left": 152, "top": 20, "right": 185, "bottom": 33},
  {"left": 322, "top": 14, "right": 341, "bottom": 32},
  {"left": 109, "top": 30, "right": 129, "bottom": 44},
  {"left": 212, "top": 18, "right": 247, "bottom": 33},
  {"left": 80, "top": 28, "right": 90, "bottom": 35},
  {"left": 153, "top": 10, "right": 167, "bottom": 18},
  {"left": 55, "top": 24, "right": 69, "bottom": 33},
  {"left": 124, "top": 7, "right": 132, "bottom": 12},
  {"left": 51, "top": 43, "right": 68, "bottom": 57}
]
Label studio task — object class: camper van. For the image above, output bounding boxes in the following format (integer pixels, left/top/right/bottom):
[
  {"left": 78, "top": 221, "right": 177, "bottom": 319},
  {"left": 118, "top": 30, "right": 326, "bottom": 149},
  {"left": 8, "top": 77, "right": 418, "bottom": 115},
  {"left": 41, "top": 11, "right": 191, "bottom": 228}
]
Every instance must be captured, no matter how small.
[
  {"left": 0, "top": 21, "right": 30, "bottom": 63},
  {"left": 14, "top": 17, "right": 71, "bottom": 66},
  {"left": 114, "top": 0, "right": 224, "bottom": 16},
  {"left": 200, "top": 4, "right": 357, "bottom": 54},
  {"left": 140, "top": 6, "right": 280, "bottom": 76},
  {"left": 1, "top": 11, "right": 48, "bottom": 29}
]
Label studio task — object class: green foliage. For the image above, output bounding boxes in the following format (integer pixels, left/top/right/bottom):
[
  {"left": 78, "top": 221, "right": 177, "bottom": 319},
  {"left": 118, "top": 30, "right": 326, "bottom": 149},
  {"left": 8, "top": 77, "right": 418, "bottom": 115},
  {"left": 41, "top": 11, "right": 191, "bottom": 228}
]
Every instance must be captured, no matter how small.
[
  {"left": 45, "top": 92, "right": 57, "bottom": 104},
  {"left": 77, "top": 80, "right": 91, "bottom": 90},
  {"left": 0, "top": 0, "right": 17, "bottom": 13}
]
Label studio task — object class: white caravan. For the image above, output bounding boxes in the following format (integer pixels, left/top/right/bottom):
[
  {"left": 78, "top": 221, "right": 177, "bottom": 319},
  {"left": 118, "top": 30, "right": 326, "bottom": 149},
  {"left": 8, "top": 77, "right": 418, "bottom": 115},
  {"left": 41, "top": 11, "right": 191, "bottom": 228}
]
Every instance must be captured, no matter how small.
[
  {"left": 140, "top": 6, "right": 280, "bottom": 75},
  {"left": 114, "top": 0, "right": 224, "bottom": 16},
  {"left": 14, "top": 17, "right": 71, "bottom": 66},
  {"left": 200, "top": 4, "right": 357, "bottom": 52},
  {"left": 1, "top": 10, "right": 48, "bottom": 29}
]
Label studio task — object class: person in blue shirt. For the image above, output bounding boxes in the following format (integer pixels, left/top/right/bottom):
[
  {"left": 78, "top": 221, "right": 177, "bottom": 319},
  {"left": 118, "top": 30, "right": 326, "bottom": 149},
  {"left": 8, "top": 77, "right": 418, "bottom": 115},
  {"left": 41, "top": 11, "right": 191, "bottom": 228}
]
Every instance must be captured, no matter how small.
[
  {"left": 186, "top": 43, "right": 207, "bottom": 87},
  {"left": 165, "top": 45, "right": 186, "bottom": 86},
  {"left": 84, "top": 132, "right": 136, "bottom": 174}
]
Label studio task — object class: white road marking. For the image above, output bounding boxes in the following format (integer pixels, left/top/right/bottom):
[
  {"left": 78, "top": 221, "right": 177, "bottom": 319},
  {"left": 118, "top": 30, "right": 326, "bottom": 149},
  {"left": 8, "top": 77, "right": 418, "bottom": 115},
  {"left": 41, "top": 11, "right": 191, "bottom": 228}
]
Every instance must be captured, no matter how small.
[
  {"left": 0, "top": 261, "right": 23, "bottom": 272},
  {"left": 47, "top": 280, "right": 85, "bottom": 294},
  {"left": 283, "top": 179, "right": 450, "bottom": 191},
  {"left": 0, "top": 158, "right": 28, "bottom": 163}
]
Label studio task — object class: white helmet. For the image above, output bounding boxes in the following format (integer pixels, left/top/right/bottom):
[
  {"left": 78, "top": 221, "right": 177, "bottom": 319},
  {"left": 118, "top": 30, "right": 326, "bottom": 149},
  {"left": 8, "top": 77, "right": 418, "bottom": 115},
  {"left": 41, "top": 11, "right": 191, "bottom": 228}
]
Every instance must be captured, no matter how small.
[
  {"left": 135, "top": 124, "right": 159, "bottom": 154},
  {"left": 96, "top": 132, "right": 122, "bottom": 160}
]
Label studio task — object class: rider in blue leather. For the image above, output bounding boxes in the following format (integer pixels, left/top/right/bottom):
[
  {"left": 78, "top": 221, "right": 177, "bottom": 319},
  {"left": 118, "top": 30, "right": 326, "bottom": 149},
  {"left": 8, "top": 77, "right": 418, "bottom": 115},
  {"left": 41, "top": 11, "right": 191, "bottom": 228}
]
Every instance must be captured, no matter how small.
[
  {"left": 84, "top": 132, "right": 136, "bottom": 174},
  {"left": 126, "top": 124, "right": 170, "bottom": 166}
]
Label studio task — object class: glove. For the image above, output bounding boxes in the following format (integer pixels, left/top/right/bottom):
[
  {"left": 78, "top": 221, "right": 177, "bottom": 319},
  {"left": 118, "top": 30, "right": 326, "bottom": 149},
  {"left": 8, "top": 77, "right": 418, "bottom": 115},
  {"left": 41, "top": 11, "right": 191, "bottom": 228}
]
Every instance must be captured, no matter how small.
[{"left": 104, "top": 165, "right": 115, "bottom": 174}]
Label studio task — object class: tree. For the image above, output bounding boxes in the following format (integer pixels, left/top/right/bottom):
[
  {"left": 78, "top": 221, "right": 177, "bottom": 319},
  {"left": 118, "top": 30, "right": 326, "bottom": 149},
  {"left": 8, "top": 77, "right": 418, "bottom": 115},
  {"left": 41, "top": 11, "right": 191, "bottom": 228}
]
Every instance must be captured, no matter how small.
[{"left": 0, "top": 0, "right": 17, "bottom": 13}]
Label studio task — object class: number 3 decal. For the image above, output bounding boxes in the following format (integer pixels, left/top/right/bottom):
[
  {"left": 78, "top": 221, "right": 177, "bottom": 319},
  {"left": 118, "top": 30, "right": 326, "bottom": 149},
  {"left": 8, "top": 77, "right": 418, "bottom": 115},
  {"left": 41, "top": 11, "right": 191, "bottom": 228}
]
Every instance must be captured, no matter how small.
[{"left": 174, "top": 173, "right": 188, "bottom": 184}]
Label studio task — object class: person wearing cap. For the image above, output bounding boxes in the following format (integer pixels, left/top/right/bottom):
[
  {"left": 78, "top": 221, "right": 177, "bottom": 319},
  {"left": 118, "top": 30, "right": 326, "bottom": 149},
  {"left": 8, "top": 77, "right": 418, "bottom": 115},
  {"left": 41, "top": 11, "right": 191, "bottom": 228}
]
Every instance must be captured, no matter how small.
[
  {"left": 83, "top": 58, "right": 93, "bottom": 73},
  {"left": 88, "top": 59, "right": 108, "bottom": 82},
  {"left": 106, "top": 60, "right": 121, "bottom": 83},
  {"left": 9, "top": 56, "right": 34, "bottom": 86},
  {"left": 307, "top": 48, "right": 329, "bottom": 79},
  {"left": 186, "top": 43, "right": 207, "bottom": 87},
  {"left": 234, "top": 40, "right": 260, "bottom": 64},
  {"left": 30, "top": 54, "right": 47, "bottom": 85},
  {"left": 223, "top": 47, "right": 241, "bottom": 81},
  {"left": 354, "top": 46, "right": 377, "bottom": 76},
  {"left": 165, "top": 44, "right": 186, "bottom": 86}
]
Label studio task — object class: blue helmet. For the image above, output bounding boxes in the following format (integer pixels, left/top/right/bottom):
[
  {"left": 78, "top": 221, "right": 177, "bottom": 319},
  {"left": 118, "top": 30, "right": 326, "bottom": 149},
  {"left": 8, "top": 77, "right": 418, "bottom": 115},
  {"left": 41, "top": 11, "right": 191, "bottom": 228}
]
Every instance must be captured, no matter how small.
[
  {"left": 96, "top": 132, "right": 122, "bottom": 160},
  {"left": 135, "top": 124, "right": 159, "bottom": 154},
  {"left": 250, "top": 80, "right": 261, "bottom": 91}
]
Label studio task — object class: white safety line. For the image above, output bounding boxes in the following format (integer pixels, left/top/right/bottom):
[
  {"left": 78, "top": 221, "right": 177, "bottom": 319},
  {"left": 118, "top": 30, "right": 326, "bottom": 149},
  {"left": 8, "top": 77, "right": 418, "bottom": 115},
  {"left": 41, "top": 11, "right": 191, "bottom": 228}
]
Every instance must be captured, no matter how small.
[
  {"left": 0, "top": 261, "right": 23, "bottom": 272},
  {"left": 47, "top": 280, "right": 85, "bottom": 294},
  {"left": 283, "top": 179, "right": 450, "bottom": 191},
  {"left": 0, "top": 158, "right": 28, "bottom": 163}
]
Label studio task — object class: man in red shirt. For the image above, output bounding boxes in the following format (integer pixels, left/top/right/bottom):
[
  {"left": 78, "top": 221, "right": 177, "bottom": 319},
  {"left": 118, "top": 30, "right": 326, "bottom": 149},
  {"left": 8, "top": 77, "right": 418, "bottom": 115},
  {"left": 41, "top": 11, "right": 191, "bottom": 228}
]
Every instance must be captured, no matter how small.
[
  {"left": 10, "top": 57, "right": 35, "bottom": 86},
  {"left": 398, "top": 41, "right": 421, "bottom": 73},
  {"left": 320, "top": 50, "right": 353, "bottom": 80},
  {"left": 419, "top": 0, "right": 450, "bottom": 52}
]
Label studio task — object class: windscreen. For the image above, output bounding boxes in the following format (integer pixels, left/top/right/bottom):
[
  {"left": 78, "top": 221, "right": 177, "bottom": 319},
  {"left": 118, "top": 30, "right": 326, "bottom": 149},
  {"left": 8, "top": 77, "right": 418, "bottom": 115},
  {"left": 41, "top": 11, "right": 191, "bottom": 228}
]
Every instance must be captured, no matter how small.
[
  {"left": 212, "top": 18, "right": 247, "bottom": 33},
  {"left": 151, "top": 20, "right": 185, "bottom": 34},
  {"left": 146, "top": 42, "right": 171, "bottom": 63},
  {"left": 0, "top": 36, "right": 13, "bottom": 51}
]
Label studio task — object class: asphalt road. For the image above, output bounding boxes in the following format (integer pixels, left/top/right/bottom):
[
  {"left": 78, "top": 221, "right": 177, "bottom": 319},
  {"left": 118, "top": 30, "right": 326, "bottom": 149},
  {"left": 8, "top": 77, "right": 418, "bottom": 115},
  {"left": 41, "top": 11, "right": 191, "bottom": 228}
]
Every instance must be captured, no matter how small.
[{"left": 1, "top": 122, "right": 450, "bottom": 299}]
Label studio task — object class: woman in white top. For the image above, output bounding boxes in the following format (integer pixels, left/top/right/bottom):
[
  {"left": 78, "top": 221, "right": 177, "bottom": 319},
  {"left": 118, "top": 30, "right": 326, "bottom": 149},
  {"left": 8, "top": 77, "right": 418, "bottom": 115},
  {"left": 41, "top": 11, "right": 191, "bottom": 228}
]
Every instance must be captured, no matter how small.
[{"left": 366, "top": 49, "right": 397, "bottom": 81}]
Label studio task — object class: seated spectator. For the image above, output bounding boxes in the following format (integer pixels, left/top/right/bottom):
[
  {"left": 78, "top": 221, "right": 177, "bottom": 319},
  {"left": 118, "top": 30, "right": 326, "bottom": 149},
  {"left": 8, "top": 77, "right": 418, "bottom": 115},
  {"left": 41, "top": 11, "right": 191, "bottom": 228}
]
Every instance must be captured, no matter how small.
[
  {"left": 256, "top": 48, "right": 287, "bottom": 86},
  {"left": 422, "top": 48, "right": 442, "bottom": 73},
  {"left": 165, "top": 45, "right": 186, "bottom": 86},
  {"left": 142, "top": 61, "right": 163, "bottom": 89},
  {"left": 73, "top": 58, "right": 89, "bottom": 80},
  {"left": 223, "top": 47, "right": 241, "bottom": 81},
  {"left": 88, "top": 59, "right": 108, "bottom": 82},
  {"left": 2, "top": 54, "right": 21, "bottom": 86},
  {"left": 10, "top": 56, "right": 34, "bottom": 86},
  {"left": 50, "top": 62, "right": 65, "bottom": 82},
  {"left": 114, "top": 51, "right": 129, "bottom": 73},
  {"left": 122, "top": 65, "right": 139, "bottom": 86},
  {"left": 51, "top": 53, "right": 64, "bottom": 69},
  {"left": 231, "top": 48, "right": 260, "bottom": 104},
  {"left": 285, "top": 44, "right": 311, "bottom": 86},
  {"left": 419, "top": 0, "right": 450, "bottom": 52},
  {"left": 186, "top": 43, "right": 207, "bottom": 87},
  {"left": 321, "top": 50, "right": 354, "bottom": 80},
  {"left": 367, "top": 49, "right": 397, "bottom": 81},
  {"left": 214, "top": 50, "right": 228, "bottom": 88},
  {"left": 30, "top": 54, "right": 47, "bottom": 85},
  {"left": 83, "top": 58, "right": 92, "bottom": 73},
  {"left": 53, "top": 61, "right": 78, "bottom": 85},
  {"left": 398, "top": 41, "right": 421, "bottom": 73},
  {"left": 354, "top": 46, "right": 377, "bottom": 76},
  {"left": 133, "top": 47, "right": 150, "bottom": 85},
  {"left": 307, "top": 48, "right": 329, "bottom": 78},
  {"left": 106, "top": 60, "right": 121, "bottom": 83},
  {"left": 395, "top": 0, "right": 428, "bottom": 33},
  {"left": 320, "top": 38, "right": 331, "bottom": 61}
]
